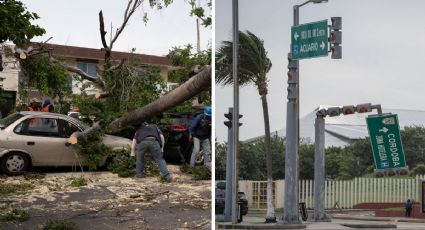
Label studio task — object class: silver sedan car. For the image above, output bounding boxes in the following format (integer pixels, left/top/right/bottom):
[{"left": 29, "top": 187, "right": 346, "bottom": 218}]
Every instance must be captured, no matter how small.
[{"left": 0, "top": 112, "right": 132, "bottom": 175}]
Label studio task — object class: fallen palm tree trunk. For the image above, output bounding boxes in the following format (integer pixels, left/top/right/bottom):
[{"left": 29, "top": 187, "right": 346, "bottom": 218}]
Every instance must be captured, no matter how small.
[{"left": 108, "top": 65, "right": 211, "bottom": 133}]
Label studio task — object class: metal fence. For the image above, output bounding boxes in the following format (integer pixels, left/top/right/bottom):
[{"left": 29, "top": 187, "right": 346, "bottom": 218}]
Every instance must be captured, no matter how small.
[{"left": 239, "top": 175, "right": 425, "bottom": 210}]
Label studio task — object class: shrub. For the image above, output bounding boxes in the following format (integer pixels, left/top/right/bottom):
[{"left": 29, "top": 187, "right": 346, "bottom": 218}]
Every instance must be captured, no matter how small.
[
  {"left": 0, "top": 208, "right": 30, "bottom": 222},
  {"left": 37, "top": 219, "right": 78, "bottom": 230},
  {"left": 410, "top": 164, "right": 425, "bottom": 176},
  {"left": 69, "top": 177, "right": 87, "bottom": 187}
]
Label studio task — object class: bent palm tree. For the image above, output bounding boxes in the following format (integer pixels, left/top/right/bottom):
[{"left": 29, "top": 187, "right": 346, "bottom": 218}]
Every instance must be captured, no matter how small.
[{"left": 216, "top": 31, "right": 275, "bottom": 222}]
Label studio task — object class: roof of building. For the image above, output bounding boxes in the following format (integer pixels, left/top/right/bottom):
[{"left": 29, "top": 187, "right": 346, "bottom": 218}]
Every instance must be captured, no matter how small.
[
  {"left": 31, "top": 43, "right": 174, "bottom": 67},
  {"left": 244, "top": 107, "right": 425, "bottom": 148}
]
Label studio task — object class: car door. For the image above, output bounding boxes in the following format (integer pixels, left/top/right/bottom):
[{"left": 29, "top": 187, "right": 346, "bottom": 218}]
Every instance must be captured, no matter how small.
[
  {"left": 16, "top": 117, "right": 71, "bottom": 166},
  {"left": 57, "top": 118, "right": 84, "bottom": 165}
]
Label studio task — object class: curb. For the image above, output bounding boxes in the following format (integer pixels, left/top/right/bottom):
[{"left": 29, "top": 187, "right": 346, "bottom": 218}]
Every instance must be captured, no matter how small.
[
  {"left": 330, "top": 214, "right": 425, "bottom": 223},
  {"left": 340, "top": 223, "right": 397, "bottom": 228},
  {"left": 217, "top": 223, "right": 306, "bottom": 229}
]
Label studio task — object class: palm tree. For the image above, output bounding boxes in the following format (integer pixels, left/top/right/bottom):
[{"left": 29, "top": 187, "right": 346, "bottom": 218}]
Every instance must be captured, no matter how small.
[{"left": 216, "top": 30, "right": 276, "bottom": 222}]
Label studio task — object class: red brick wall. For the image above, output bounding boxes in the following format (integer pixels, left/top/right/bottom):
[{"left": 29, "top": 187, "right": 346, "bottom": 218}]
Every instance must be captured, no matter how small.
[
  {"left": 354, "top": 202, "right": 405, "bottom": 209},
  {"left": 356, "top": 203, "right": 425, "bottom": 218}
]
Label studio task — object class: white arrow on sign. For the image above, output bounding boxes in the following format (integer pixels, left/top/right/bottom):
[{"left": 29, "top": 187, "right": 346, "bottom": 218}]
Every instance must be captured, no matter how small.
[
  {"left": 294, "top": 32, "right": 299, "bottom": 41},
  {"left": 320, "top": 41, "right": 325, "bottom": 50},
  {"left": 379, "top": 127, "right": 389, "bottom": 133}
]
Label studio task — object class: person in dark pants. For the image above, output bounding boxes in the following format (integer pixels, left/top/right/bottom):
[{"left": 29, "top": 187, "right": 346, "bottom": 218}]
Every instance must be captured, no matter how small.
[
  {"left": 189, "top": 106, "right": 211, "bottom": 167},
  {"left": 131, "top": 122, "right": 171, "bottom": 182},
  {"left": 405, "top": 199, "right": 413, "bottom": 217}
]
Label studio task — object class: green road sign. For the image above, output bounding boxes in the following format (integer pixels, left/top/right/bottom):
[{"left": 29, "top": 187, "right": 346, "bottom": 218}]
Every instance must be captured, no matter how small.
[
  {"left": 291, "top": 20, "right": 328, "bottom": 60},
  {"left": 366, "top": 114, "right": 406, "bottom": 170}
]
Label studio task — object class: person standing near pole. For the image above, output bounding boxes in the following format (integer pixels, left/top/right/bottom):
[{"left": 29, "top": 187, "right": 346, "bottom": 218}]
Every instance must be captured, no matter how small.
[
  {"left": 189, "top": 106, "right": 212, "bottom": 167},
  {"left": 131, "top": 121, "right": 172, "bottom": 182},
  {"left": 405, "top": 199, "right": 413, "bottom": 217}
]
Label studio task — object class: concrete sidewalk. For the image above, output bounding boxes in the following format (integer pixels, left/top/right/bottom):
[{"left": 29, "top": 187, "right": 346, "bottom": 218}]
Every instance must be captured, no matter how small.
[
  {"left": 216, "top": 212, "right": 425, "bottom": 230},
  {"left": 330, "top": 213, "right": 425, "bottom": 223}
]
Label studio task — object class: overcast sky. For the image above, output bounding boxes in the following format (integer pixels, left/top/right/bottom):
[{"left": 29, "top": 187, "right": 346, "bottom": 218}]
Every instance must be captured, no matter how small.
[
  {"left": 215, "top": 0, "right": 425, "bottom": 142},
  {"left": 21, "top": 0, "right": 211, "bottom": 55}
]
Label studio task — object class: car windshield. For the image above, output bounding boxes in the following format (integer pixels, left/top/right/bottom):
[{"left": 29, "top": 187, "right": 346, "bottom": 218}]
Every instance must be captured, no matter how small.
[{"left": 0, "top": 113, "right": 24, "bottom": 129}]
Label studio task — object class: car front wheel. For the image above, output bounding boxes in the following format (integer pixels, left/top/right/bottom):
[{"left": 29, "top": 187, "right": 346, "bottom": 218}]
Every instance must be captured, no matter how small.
[{"left": 1, "top": 152, "right": 30, "bottom": 175}]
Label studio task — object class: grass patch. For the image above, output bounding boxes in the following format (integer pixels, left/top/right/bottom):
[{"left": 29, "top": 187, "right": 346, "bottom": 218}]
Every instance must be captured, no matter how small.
[
  {"left": 36, "top": 219, "right": 78, "bottom": 230},
  {"left": 108, "top": 149, "right": 160, "bottom": 178},
  {"left": 69, "top": 177, "right": 87, "bottom": 187},
  {"left": 0, "top": 208, "right": 30, "bottom": 222},
  {"left": 179, "top": 164, "right": 211, "bottom": 180},
  {"left": 0, "top": 183, "right": 34, "bottom": 196}
]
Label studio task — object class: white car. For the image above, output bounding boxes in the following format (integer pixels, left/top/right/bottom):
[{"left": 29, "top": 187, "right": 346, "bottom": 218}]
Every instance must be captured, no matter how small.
[{"left": 0, "top": 112, "right": 132, "bottom": 175}]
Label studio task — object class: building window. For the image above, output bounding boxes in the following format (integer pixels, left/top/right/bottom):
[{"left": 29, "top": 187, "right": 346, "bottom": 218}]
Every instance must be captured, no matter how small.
[{"left": 76, "top": 62, "right": 97, "bottom": 77}]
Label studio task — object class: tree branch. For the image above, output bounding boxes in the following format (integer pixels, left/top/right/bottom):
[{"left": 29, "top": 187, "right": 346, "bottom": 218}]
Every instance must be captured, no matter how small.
[
  {"left": 108, "top": 65, "right": 211, "bottom": 133},
  {"left": 15, "top": 44, "right": 106, "bottom": 89},
  {"left": 107, "top": 58, "right": 126, "bottom": 72},
  {"left": 68, "top": 120, "right": 102, "bottom": 145},
  {"left": 95, "top": 91, "right": 109, "bottom": 99},
  {"left": 98, "top": 11, "right": 109, "bottom": 52},
  {"left": 109, "top": 0, "right": 142, "bottom": 50}
]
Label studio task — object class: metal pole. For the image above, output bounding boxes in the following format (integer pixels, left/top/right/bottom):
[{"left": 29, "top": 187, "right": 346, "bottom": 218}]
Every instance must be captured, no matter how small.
[
  {"left": 196, "top": 0, "right": 201, "bottom": 53},
  {"left": 314, "top": 115, "right": 329, "bottom": 221},
  {"left": 231, "top": 0, "right": 239, "bottom": 224},
  {"left": 224, "top": 108, "right": 234, "bottom": 221},
  {"left": 283, "top": 5, "right": 300, "bottom": 224}
]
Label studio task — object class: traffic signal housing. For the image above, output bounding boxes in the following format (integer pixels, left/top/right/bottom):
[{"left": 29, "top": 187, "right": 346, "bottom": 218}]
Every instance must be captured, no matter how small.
[
  {"left": 224, "top": 111, "right": 243, "bottom": 127},
  {"left": 342, "top": 105, "right": 355, "bottom": 115},
  {"left": 356, "top": 103, "right": 372, "bottom": 113},
  {"left": 329, "top": 17, "right": 342, "bottom": 59},
  {"left": 326, "top": 107, "right": 341, "bottom": 117}
]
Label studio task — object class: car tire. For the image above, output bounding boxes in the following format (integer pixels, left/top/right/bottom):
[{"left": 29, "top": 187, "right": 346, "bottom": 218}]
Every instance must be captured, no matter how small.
[{"left": 0, "top": 152, "right": 30, "bottom": 176}]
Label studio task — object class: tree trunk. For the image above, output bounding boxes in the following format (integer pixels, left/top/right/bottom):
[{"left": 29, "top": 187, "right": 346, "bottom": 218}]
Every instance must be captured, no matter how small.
[
  {"left": 261, "top": 93, "right": 276, "bottom": 222},
  {"left": 68, "top": 120, "right": 101, "bottom": 145},
  {"left": 108, "top": 65, "right": 211, "bottom": 133}
]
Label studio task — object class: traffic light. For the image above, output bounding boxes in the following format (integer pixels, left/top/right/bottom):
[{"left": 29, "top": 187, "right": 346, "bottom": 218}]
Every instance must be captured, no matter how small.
[
  {"left": 287, "top": 54, "right": 298, "bottom": 82},
  {"left": 224, "top": 111, "right": 243, "bottom": 127},
  {"left": 329, "top": 17, "right": 342, "bottom": 59},
  {"left": 326, "top": 107, "right": 341, "bottom": 117},
  {"left": 356, "top": 103, "right": 372, "bottom": 113},
  {"left": 342, "top": 105, "right": 355, "bottom": 115},
  {"left": 287, "top": 53, "right": 298, "bottom": 100},
  {"left": 224, "top": 112, "right": 232, "bottom": 127}
]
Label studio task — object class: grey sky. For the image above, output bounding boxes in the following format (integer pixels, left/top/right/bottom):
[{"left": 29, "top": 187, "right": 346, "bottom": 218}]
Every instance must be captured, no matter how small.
[
  {"left": 215, "top": 0, "right": 425, "bottom": 142},
  {"left": 21, "top": 0, "right": 211, "bottom": 55}
]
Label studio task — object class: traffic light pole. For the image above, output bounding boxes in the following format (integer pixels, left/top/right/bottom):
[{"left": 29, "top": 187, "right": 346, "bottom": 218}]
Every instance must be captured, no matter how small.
[
  {"left": 224, "top": 108, "right": 234, "bottom": 221},
  {"left": 283, "top": 5, "right": 301, "bottom": 224},
  {"left": 313, "top": 110, "right": 329, "bottom": 221},
  {"left": 231, "top": 0, "right": 239, "bottom": 225}
]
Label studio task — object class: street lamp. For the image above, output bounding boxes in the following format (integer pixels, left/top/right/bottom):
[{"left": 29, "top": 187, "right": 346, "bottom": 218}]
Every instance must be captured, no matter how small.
[{"left": 283, "top": 0, "right": 328, "bottom": 225}]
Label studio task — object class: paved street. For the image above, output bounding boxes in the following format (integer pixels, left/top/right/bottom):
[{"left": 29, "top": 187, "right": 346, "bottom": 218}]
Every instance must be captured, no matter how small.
[{"left": 0, "top": 166, "right": 211, "bottom": 230}]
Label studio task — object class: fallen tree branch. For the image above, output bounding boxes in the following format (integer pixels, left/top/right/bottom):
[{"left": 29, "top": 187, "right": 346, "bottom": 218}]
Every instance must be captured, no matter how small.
[
  {"left": 108, "top": 65, "right": 211, "bottom": 133},
  {"left": 68, "top": 120, "right": 102, "bottom": 145},
  {"left": 15, "top": 44, "right": 106, "bottom": 89},
  {"left": 95, "top": 91, "right": 110, "bottom": 99}
]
